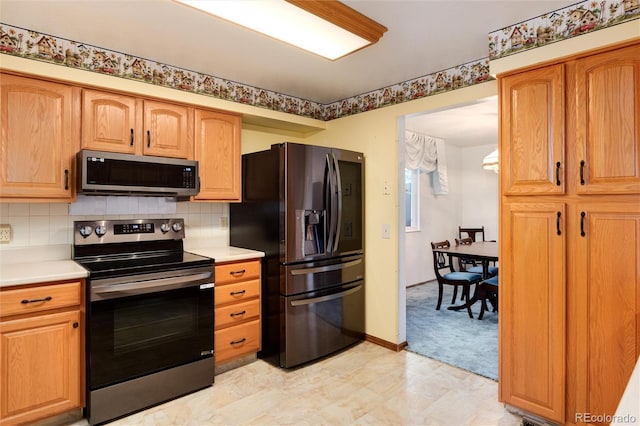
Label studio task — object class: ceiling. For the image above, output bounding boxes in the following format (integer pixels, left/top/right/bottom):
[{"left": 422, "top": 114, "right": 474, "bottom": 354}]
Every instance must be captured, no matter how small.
[{"left": 0, "top": 0, "right": 577, "bottom": 146}]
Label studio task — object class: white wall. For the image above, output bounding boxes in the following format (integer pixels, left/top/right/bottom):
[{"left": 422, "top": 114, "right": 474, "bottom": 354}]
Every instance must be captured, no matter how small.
[
  {"left": 402, "top": 143, "right": 498, "bottom": 287},
  {"left": 403, "top": 144, "right": 462, "bottom": 286},
  {"left": 460, "top": 145, "right": 499, "bottom": 241}
]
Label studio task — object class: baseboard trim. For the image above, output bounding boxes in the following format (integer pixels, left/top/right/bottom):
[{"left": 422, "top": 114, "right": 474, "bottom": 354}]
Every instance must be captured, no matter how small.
[{"left": 365, "top": 334, "right": 408, "bottom": 352}]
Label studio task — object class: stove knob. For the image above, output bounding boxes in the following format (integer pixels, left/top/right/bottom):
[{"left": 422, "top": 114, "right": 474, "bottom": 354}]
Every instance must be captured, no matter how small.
[
  {"left": 95, "top": 225, "right": 107, "bottom": 237},
  {"left": 160, "top": 223, "right": 171, "bottom": 233},
  {"left": 79, "top": 225, "right": 93, "bottom": 238},
  {"left": 172, "top": 222, "right": 183, "bottom": 232}
]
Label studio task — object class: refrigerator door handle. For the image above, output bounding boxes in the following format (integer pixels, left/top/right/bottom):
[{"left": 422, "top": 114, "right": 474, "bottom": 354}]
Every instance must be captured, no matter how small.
[
  {"left": 331, "top": 152, "right": 342, "bottom": 253},
  {"left": 289, "top": 284, "right": 363, "bottom": 306},
  {"left": 325, "top": 153, "right": 337, "bottom": 253},
  {"left": 289, "top": 258, "right": 363, "bottom": 276}
]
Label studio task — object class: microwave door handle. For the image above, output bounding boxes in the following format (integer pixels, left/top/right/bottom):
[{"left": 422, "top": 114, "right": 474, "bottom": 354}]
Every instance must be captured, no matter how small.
[
  {"left": 332, "top": 152, "right": 342, "bottom": 252},
  {"left": 290, "top": 284, "right": 362, "bottom": 306},
  {"left": 92, "top": 271, "right": 214, "bottom": 297}
]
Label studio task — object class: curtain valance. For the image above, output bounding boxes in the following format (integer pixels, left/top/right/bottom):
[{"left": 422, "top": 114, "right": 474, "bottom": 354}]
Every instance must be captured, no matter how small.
[{"left": 404, "top": 130, "right": 449, "bottom": 194}]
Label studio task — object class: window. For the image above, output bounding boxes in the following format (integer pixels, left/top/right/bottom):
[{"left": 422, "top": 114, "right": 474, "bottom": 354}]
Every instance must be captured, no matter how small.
[{"left": 405, "top": 168, "right": 420, "bottom": 232}]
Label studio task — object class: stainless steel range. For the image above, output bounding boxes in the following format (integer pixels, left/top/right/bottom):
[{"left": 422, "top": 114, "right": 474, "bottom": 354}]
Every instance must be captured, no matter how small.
[{"left": 73, "top": 218, "right": 215, "bottom": 425}]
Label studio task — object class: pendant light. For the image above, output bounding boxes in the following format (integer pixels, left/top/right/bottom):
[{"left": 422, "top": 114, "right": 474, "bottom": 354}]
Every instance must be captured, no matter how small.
[{"left": 482, "top": 147, "right": 499, "bottom": 173}]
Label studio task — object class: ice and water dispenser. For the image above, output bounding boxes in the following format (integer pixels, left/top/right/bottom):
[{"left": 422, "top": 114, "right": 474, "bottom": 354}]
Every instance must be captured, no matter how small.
[{"left": 297, "top": 209, "right": 325, "bottom": 257}]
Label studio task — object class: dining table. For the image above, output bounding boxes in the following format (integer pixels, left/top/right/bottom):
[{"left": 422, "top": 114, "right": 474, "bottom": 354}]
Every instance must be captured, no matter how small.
[{"left": 431, "top": 240, "right": 498, "bottom": 313}]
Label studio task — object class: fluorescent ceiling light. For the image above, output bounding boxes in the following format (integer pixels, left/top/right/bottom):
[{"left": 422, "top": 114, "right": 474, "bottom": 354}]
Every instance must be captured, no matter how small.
[{"left": 174, "top": 0, "right": 387, "bottom": 60}]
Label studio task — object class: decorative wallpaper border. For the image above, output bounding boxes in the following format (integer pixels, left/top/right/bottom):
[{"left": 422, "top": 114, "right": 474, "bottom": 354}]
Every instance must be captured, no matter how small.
[
  {"left": 489, "top": 0, "right": 639, "bottom": 59},
  {"left": 0, "top": 22, "right": 492, "bottom": 121},
  {"left": 0, "top": 1, "right": 637, "bottom": 121}
]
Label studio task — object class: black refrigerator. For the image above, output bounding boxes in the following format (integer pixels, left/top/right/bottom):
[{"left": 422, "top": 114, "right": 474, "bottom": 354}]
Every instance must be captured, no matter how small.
[{"left": 230, "top": 142, "right": 365, "bottom": 368}]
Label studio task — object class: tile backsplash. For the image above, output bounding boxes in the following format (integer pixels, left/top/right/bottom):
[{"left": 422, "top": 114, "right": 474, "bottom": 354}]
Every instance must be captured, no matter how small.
[{"left": 0, "top": 197, "right": 230, "bottom": 250}]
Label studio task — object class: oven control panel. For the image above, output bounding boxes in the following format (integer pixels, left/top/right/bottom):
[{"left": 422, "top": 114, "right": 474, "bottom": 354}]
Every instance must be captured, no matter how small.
[{"left": 73, "top": 218, "right": 185, "bottom": 245}]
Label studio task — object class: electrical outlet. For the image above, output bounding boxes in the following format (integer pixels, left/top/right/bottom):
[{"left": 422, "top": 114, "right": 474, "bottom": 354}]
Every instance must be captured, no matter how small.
[
  {"left": 219, "top": 216, "right": 228, "bottom": 228},
  {"left": 0, "top": 224, "right": 11, "bottom": 243}
]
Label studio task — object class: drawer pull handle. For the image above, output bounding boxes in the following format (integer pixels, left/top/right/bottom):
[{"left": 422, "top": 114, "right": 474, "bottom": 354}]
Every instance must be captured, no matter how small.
[
  {"left": 229, "top": 269, "right": 246, "bottom": 276},
  {"left": 230, "top": 310, "right": 247, "bottom": 318},
  {"left": 230, "top": 338, "right": 247, "bottom": 345},
  {"left": 21, "top": 296, "right": 52, "bottom": 304},
  {"left": 230, "top": 290, "right": 246, "bottom": 296}
]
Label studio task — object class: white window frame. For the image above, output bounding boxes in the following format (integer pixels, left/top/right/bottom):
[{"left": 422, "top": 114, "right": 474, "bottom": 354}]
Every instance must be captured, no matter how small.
[{"left": 405, "top": 168, "right": 420, "bottom": 232}]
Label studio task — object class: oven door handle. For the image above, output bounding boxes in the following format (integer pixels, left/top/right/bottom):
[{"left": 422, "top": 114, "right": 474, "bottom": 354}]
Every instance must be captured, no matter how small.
[{"left": 92, "top": 271, "right": 214, "bottom": 299}]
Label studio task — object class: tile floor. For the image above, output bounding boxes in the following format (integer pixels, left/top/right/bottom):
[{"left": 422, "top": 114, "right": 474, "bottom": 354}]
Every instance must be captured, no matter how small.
[{"left": 64, "top": 342, "right": 521, "bottom": 425}]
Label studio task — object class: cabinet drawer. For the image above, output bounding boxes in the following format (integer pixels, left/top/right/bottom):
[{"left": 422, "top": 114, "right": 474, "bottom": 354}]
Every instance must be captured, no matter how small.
[
  {"left": 215, "top": 279, "right": 260, "bottom": 306},
  {"left": 215, "top": 319, "right": 260, "bottom": 364},
  {"left": 215, "top": 299, "right": 260, "bottom": 330},
  {"left": 0, "top": 282, "right": 82, "bottom": 318},
  {"left": 215, "top": 260, "right": 260, "bottom": 285}
]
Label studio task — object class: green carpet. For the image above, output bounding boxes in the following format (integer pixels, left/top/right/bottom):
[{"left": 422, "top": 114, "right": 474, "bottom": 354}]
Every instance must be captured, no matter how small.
[{"left": 405, "top": 282, "right": 498, "bottom": 381}]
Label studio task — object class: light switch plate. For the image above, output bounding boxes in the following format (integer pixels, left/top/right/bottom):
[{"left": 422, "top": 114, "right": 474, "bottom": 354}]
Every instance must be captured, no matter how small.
[
  {"left": 382, "top": 224, "right": 390, "bottom": 239},
  {"left": 0, "top": 224, "right": 11, "bottom": 243}
]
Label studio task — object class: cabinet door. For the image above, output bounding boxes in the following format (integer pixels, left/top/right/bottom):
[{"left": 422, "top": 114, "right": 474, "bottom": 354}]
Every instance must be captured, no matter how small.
[
  {"left": 0, "top": 74, "right": 79, "bottom": 201},
  {"left": 499, "top": 202, "right": 566, "bottom": 423},
  {"left": 500, "top": 64, "right": 565, "bottom": 195},
  {"left": 574, "top": 43, "right": 640, "bottom": 195},
  {"left": 573, "top": 202, "right": 640, "bottom": 424},
  {"left": 193, "top": 109, "right": 241, "bottom": 201},
  {"left": 143, "top": 100, "right": 190, "bottom": 158},
  {"left": 81, "top": 89, "right": 140, "bottom": 154},
  {"left": 0, "top": 310, "right": 82, "bottom": 425}
]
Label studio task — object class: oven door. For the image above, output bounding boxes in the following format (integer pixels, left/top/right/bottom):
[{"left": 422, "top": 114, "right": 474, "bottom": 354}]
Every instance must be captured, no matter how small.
[{"left": 87, "top": 266, "right": 214, "bottom": 390}]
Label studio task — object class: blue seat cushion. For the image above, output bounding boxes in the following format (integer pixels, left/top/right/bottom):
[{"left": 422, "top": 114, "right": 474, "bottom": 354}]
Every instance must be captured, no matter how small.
[
  {"left": 442, "top": 271, "right": 482, "bottom": 282},
  {"left": 466, "top": 265, "right": 499, "bottom": 276},
  {"left": 481, "top": 275, "right": 499, "bottom": 286}
]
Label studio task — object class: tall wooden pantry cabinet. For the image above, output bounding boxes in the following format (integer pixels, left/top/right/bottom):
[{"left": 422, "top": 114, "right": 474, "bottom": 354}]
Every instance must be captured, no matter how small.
[{"left": 498, "top": 40, "right": 640, "bottom": 425}]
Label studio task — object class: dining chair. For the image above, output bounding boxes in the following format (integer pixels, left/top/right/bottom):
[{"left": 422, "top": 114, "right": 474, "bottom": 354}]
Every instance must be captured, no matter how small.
[
  {"left": 476, "top": 275, "right": 499, "bottom": 320},
  {"left": 458, "top": 226, "right": 485, "bottom": 242},
  {"left": 454, "top": 237, "right": 499, "bottom": 277},
  {"left": 431, "top": 240, "right": 482, "bottom": 318}
]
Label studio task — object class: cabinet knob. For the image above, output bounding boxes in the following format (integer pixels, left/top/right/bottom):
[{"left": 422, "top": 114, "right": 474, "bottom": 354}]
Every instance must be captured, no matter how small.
[{"left": 73, "top": 322, "right": 79, "bottom": 329}]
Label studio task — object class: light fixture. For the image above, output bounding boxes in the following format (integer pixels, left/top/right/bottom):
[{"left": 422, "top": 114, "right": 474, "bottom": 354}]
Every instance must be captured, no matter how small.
[
  {"left": 174, "top": 0, "right": 387, "bottom": 60},
  {"left": 482, "top": 148, "right": 499, "bottom": 173}
]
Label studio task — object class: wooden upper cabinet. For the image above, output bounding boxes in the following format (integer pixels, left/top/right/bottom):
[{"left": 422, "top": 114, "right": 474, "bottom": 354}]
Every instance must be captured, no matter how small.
[
  {"left": 573, "top": 43, "right": 640, "bottom": 195},
  {"left": 143, "top": 100, "right": 191, "bottom": 159},
  {"left": 82, "top": 89, "right": 140, "bottom": 154},
  {"left": 0, "top": 74, "right": 79, "bottom": 201},
  {"left": 500, "top": 64, "right": 565, "bottom": 195},
  {"left": 82, "top": 89, "right": 191, "bottom": 159},
  {"left": 573, "top": 202, "right": 640, "bottom": 424},
  {"left": 499, "top": 202, "right": 566, "bottom": 423},
  {"left": 193, "top": 109, "right": 241, "bottom": 201}
]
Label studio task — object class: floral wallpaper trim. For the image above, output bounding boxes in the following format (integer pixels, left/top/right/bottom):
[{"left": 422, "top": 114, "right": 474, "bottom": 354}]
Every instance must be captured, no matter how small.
[
  {"left": 0, "top": 23, "right": 492, "bottom": 121},
  {"left": 489, "top": 0, "right": 639, "bottom": 60}
]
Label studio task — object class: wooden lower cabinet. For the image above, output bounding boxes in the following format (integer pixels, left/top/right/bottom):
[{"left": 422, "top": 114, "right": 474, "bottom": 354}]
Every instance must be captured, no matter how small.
[
  {"left": 571, "top": 202, "right": 640, "bottom": 425},
  {"left": 214, "top": 259, "right": 261, "bottom": 366},
  {"left": 499, "top": 202, "right": 566, "bottom": 423},
  {"left": 0, "top": 280, "right": 84, "bottom": 426}
]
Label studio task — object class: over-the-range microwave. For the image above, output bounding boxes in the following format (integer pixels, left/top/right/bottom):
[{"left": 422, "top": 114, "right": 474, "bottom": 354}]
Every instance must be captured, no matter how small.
[{"left": 77, "top": 149, "right": 199, "bottom": 197}]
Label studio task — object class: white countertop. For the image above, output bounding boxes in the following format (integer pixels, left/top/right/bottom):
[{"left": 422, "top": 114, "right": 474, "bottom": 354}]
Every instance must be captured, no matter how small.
[
  {"left": 613, "top": 355, "right": 640, "bottom": 425},
  {"left": 0, "top": 245, "right": 264, "bottom": 288},
  {"left": 186, "top": 246, "right": 265, "bottom": 263},
  {"left": 0, "top": 260, "right": 89, "bottom": 288}
]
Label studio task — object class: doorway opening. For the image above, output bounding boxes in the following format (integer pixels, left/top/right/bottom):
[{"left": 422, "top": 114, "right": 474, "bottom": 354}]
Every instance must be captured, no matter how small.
[{"left": 398, "top": 96, "right": 499, "bottom": 380}]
